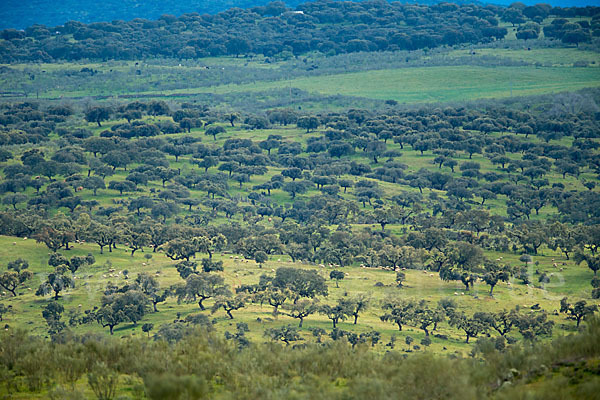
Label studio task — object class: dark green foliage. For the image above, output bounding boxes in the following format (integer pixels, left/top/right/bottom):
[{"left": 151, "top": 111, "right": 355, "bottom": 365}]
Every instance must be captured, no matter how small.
[
  {"left": 224, "top": 322, "right": 250, "bottom": 349},
  {"left": 439, "top": 242, "right": 484, "bottom": 291},
  {"left": 84, "top": 107, "right": 112, "bottom": 127},
  {"left": 592, "top": 277, "right": 600, "bottom": 299},
  {"left": 560, "top": 297, "right": 598, "bottom": 327},
  {"left": 85, "top": 287, "right": 150, "bottom": 334},
  {"left": 380, "top": 298, "right": 415, "bottom": 331},
  {"left": 108, "top": 180, "right": 136, "bottom": 195},
  {"left": 48, "top": 253, "right": 95, "bottom": 274},
  {"left": 36, "top": 265, "right": 74, "bottom": 300},
  {"left": 574, "top": 250, "right": 600, "bottom": 276},
  {"left": 83, "top": 176, "right": 106, "bottom": 196},
  {"left": 201, "top": 258, "right": 223, "bottom": 273},
  {"left": 329, "top": 270, "right": 344, "bottom": 287},
  {"left": 320, "top": 299, "right": 353, "bottom": 329},
  {"left": 264, "top": 324, "right": 301, "bottom": 345},
  {"left": 254, "top": 251, "right": 268, "bottom": 267},
  {"left": 205, "top": 125, "right": 226, "bottom": 141},
  {"left": 395, "top": 271, "right": 406, "bottom": 287},
  {"left": 0, "top": 1, "right": 520, "bottom": 63},
  {"left": 142, "top": 323, "right": 154, "bottom": 337},
  {"left": 176, "top": 273, "right": 230, "bottom": 311},
  {"left": 133, "top": 273, "right": 167, "bottom": 312},
  {"left": 42, "top": 301, "right": 66, "bottom": 336},
  {"left": 0, "top": 259, "right": 33, "bottom": 297},
  {"left": 272, "top": 267, "right": 328, "bottom": 301},
  {"left": 449, "top": 311, "right": 491, "bottom": 343},
  {"left": 0, "top": 303, "right": 12, "bottom": 321},
  {"left": 297, "top": 116, "right": 320, "bottom": 133},
  {"left": 512, "top": 310, "right": 554, "bottom": 341},
  {"left": 284, "top": 299, "right": 319, "bottom": 327},
  {"left": 211, "top": 294, "right": 246, "bottom": 319}
]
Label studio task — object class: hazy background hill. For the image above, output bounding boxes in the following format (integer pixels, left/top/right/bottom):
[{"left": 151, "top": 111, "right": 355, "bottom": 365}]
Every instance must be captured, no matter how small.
[
  {"left": 3, "top": 0, "right": 301, "bottom": 29},
  {"left": 1, "top": 0, "right": 599, "bottom": 30}
]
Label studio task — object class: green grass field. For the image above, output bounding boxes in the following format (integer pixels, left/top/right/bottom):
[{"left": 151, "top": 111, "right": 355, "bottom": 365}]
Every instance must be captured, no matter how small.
[
  {"left": 3, "top": 47, "right": 599, "bottom": 108},
  {"left": 449, "top": 47, "right": 600, "bottom": 67},
  {"left": 89, "top": 65, "right": 600, "bottom": 104}
]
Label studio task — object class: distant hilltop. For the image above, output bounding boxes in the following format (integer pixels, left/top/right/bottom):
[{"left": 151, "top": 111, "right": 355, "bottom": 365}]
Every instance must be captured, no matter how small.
[
  {"left": 2, "top": 0, "right": 300, "bottom": 30},
  {"left": 1, "top": 0, "right": 600, "bottom": 30}
]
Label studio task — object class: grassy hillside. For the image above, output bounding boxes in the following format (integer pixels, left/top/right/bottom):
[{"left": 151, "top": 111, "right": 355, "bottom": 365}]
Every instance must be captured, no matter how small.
[
  {"left": 172, "top": 65, "right": 600, "bottom": 103},
  {"left": 2, "top": 47, "right": 599, "bottom": 110},
  {"left": 0, "top": 235, "right": 592, "bottom": 352}
]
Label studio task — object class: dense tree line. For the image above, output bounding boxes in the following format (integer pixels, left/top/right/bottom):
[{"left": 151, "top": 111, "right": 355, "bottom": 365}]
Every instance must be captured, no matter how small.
[
  {"left": 0, "top": 0, "right": 306, "bottom": 30},
  {"left": 6, "top": 0, "right": 595, "bottom": 63},
  {"left": 3, "top": 1, "right": 598, "bottom": 64}
]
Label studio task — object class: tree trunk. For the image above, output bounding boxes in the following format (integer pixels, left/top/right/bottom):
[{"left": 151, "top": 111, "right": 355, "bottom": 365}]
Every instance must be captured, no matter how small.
[{"left": 198, "top": 298, "right": 206, "bottom": 310}]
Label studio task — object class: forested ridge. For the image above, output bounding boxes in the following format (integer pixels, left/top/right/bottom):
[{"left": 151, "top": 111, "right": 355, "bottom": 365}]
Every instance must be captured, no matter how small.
[
  {"left": 1, "top": 0, "right": 598, "bottom": 63},
  {"left": 0, "top": 0, "right": 307, "bottom": 30},
  {"left": 2, "top": 0, "right": 598, "bottom": 31}
]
